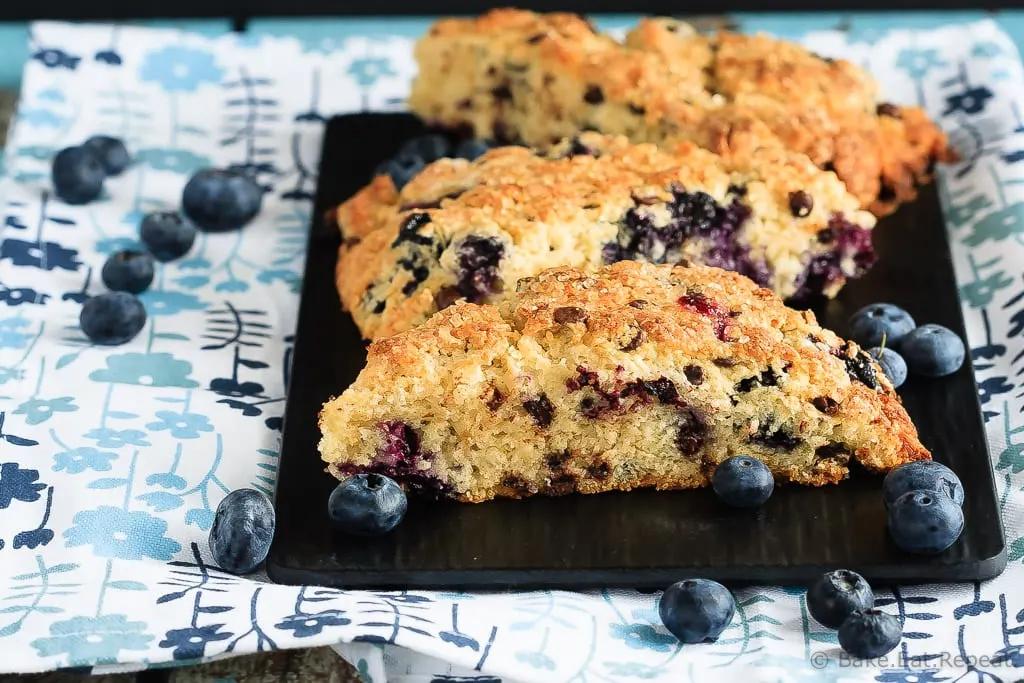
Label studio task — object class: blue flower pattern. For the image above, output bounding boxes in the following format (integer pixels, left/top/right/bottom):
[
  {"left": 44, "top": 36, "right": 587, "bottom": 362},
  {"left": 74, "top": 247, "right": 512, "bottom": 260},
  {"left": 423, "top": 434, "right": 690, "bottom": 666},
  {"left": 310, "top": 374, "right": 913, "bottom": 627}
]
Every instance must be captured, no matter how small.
[{"left": 0, "top": 15, "right": 1023, "bottom": 682}]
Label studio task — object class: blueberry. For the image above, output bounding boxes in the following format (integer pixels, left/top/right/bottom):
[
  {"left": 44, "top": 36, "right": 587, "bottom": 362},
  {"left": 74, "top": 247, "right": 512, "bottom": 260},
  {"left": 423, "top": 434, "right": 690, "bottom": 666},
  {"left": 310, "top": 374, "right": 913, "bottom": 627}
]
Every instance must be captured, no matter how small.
[
  {"left": 847, "top": 303, "right": 916, "bottom": 348},
  {"left": 83, "top": 135, "right": 130, "bottom": 176},
  {"left": 182, "top": 169, "right": 263, "bottom": 233},
  {"left": 455, "top": 138, "right": 492, "bottom": 161},
  {"left": 51, "top": 146, "right": 106, "bottom": 205},
  {"left": 101, "top": 250, "right": 155, "bottom": 294},
  {"left": 658, "top": 578, "right": 736, "bottom": 643},
  {"left": 79, "top": 292, "right": 147, "bottom": 345},
  {"left": 328, "top": 473, "right": 408, "bottom": 536},
  {"left": 888, "top": 490, "right": 964, "bottom": 554},
  {"left": 838, "top": 609, "right": 902, "bottom": 659},
  {"left": 399, "top": 134, "right": 451, "bottom": 163},
  {"left": 899, "top": 324, "right": 965, "bottom": 378},
  {"left": 209, "top": 489, "right": 276, "bottom": 575},
  {"left": 883, "top": 461, "right": 964, "bottom": 508},
  {"left": 711, "top": 456, "right": 774, "bottom": 508},
  {"left": 140, "top": 211, "right": 197, "bottom": 262},
  {"left": 867, "top": 347, "right": 908, "bottom": 388},
  {"left": 375, "top": 154, "right": 425, "bottom": 191},
  {"left": 807, "top": 569, "right": 874, "bottom": 629}
]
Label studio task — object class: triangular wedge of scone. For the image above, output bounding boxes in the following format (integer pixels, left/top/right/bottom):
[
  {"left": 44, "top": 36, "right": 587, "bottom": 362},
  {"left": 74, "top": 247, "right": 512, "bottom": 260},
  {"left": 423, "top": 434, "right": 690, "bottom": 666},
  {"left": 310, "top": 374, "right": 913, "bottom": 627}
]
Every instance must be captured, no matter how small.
[{"left": 319, "top": 261, "right": 929, "bottom": 503}]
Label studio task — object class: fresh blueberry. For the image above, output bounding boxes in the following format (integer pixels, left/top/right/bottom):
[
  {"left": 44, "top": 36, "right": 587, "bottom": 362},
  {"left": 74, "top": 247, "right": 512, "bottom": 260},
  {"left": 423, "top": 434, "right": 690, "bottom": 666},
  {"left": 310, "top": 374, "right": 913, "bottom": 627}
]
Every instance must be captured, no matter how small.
[
  {"left": 883, "top": 461, "right": 964, "bottom": 508},
  {"left": 659, "top": 578, "right": 736, "bottom": 643},
  {"left": 838, "top": 609, "right": 903, "bottom": 659},
  {"left": 888, "top": 490, "right": 964, "bottom": 554},
  {"left": 182, "top": 169, "right": 263, "bottom": 233},
  {"left": 399, "top": 134, "right": 451, "bottom": 163},
  {"left": 899, "top": 324, "right": 965, "bottom": 378},
  {"left": 139, "top": 211, "right": 197, "bottom": 262},
  {"left": 79, "top": 292, "right": 147, "bottom": 345},
  {"left": 867, "top": 347, "right": 908, "bottom": 388},
  {"left": 375, "top": 154, "right": 425, "bottom": 191},
  {"left": 328, "top": 473, "right": 408, "bottom": 536},
  {"left": 51, "top": 146, "right": 106, "bottom": 205},
  {"left": 208, "top": 488, "right": 276, "bottom": 575},
  {"left": 847, "top": 303, "right": 916, "bottom": 348},
  {"left": 101, "top": 250, "right": 155, "bottom": 294},
  {"left": 455, "top": 138, "right": 492, "bottom": 161},
  {"left": 83, "top": 135, "right": 130, "bottom": 176},
  {"left": 711, "top": 456, "right": 774, "bottom": 508},
  {"left": 807, "top": 569, "right": 874, "bottom": 629}
]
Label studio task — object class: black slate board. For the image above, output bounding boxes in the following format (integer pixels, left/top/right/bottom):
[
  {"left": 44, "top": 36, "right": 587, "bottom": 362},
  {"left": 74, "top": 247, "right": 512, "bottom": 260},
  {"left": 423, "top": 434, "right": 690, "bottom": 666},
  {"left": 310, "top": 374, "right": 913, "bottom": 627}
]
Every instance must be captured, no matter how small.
[{"left": 266, "top": 113, "right": 1007, "bottom": 589}]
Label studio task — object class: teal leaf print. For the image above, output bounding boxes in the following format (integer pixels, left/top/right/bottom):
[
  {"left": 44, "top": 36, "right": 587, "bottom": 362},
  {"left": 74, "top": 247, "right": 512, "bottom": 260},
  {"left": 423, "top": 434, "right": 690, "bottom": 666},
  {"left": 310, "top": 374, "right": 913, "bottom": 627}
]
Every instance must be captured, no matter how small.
[
  {"left": 139, "top": 46, "right": 224, "bottom": 92},
  {"left": 964, "top": 203, "right": 1024, "bottom": 246},
  {"left": 133, "top": 148, "right": 212, "bottom": 174},
  {"left": 136, "top": 491, "right": 184, "bottom": 512},
  {"left": 89, "top": 353, "right": 199, "bottom": 388},
  {"left": 185, "top": 508, "right": 215, "bottom": 530},
  {"left": 87, "top": 478, "right": 129, "bottom": 489},
  {"left": 174, "top": 275, "right": 210, "bottom": 289},
  {"left": 107, "top": 581, "right": 146, "bottom": 591},
  {"left": 30, "top": 615, "right": 153, "bottom": 666},
  {"left": 146, "top": 411, "right": 214, "bottom": 439},
  {"left": 608, "top": 623, "right": 676, "bottom": 652},
  {"left": 52, "top": 447, "right": 117, "bottom": 474},
  {"left": 138, "top": 291, "right": 208, "bottom": 316},
  {"left": 63, "top": 506, "right": 182, "bottom": 560},
  {"left": 13, "top": 397, "right": 78, "bottom": 425}
]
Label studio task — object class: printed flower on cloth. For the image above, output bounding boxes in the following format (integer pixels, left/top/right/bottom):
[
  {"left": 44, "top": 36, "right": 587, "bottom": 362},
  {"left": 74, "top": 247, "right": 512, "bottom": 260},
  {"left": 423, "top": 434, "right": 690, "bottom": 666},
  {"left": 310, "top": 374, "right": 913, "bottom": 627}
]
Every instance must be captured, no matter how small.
[{"left": 2, "top": 15, "right": 1024, "bottom": 683}]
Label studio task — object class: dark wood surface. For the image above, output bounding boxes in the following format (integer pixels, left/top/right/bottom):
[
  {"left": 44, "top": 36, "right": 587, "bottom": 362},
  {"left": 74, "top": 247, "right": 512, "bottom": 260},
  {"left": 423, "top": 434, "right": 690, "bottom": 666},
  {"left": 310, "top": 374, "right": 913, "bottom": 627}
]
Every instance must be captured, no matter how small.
[{"left": 268, "top": 114, "right": 1005, "bottom": 591}]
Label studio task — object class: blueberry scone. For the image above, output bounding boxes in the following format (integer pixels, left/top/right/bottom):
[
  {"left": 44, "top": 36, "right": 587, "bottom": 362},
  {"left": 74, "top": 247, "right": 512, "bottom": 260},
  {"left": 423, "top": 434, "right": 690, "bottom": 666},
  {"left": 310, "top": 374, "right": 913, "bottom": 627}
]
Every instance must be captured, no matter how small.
[
  {"left": 408, "top": 9, "right": 955, "bottom": 215},
  {"left": 334, "top": 133, "right": 876, "bottom": 340},
  {"left": 318, "top": 261, "right": 930, "bottom": 503}
]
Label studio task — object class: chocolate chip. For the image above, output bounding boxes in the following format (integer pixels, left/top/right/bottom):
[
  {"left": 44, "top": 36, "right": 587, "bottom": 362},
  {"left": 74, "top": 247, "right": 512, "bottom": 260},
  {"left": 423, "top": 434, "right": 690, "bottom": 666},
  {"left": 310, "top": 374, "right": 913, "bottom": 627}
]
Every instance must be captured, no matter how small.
[
  {"left": 553, "top": 306, "right": 588, "bottom": 324},
  {"left": 586, "top": 462, "right": 611, "bottom": 480},
  {"left": 812, "top": 396, "right": 839, "bottom": 415},
  {"left": 878, "top": 179, "right": 897, "bottom": 203},
  {"left": 546, "top": 451, "right": 570, "bottom": 470},
  {"left": 676, "top": 409, "right": 707, "bottom": 457},
  {"left": 621, "top": 328, "right": 645, "bottom": 351},
  {"left": 491, "top": 84, "right": 513, "bottom": 102},
  {"left": 876, "top": 102, "right": 902, "bottom": 119},
  {"left": 583, "top": 85, "right": 604, "bottom": 104},
  {"left": 486, "top": 65, "right": 497, "bottom": 77},
  {"left": 816, "top": 227, "right": 836, "bottom": 244},
  {"left": 684, "top": 365, "right": 704, "bottom": 386},
  {"left": 543, "top": 73, "right": 555, "bottom": 86},
  {"left": 727, "top": 184, "right": 748, "bottom": 197},
  {"left": 629, "top": 103, "right": 646, "bottom": 115},
  {"left": 523, "top": 394, "right": 555, "bottom": 427},
  {"left": 372, "top": 300, "right": 386, "bottom": 314},
  {"left": 544, "top": 473, "right": 577, "bottom": 496},
  {"left": 815, "top": 443, "right": 851, "bottom": 464},
  {"left": 527, "top": 33, "right": 546, "bottom": 44},
  {"left": 751, "top": 424, "right": 801, "bottom": 450},
  {"left": 502, "top": 475, "right": 537, "bottom": 495},
  {"left": 485, "top": 387, "right": 505, "bottom": 411},
  {"left": 392, "top": 212, "right": 434, "bottom": 249},
  {"left": 713, "top": 358, "right": 738, "bottom": 367},
  {"left": 627, "top": 299, "right": 648, "bottom": 309},
  {"left": 788, "top": 190, "right": 814, "bottom": 218}
]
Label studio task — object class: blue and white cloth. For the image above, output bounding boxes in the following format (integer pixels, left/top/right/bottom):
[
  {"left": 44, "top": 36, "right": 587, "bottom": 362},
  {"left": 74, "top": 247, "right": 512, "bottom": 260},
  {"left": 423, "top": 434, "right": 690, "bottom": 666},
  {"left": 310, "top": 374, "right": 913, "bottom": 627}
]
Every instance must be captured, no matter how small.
[{"left": 3, "top": 17, "right": 1024, "bottom": 683}]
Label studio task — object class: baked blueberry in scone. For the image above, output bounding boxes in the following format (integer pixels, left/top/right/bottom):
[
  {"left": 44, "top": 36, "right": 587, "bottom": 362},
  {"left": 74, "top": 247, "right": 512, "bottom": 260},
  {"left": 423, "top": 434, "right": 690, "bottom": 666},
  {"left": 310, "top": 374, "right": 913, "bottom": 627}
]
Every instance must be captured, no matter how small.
[
  {"left": 333, "top": 133, "right": 876, "bottom": 340},
  {"left": 318, "top": 261, "right": 931, "bottom": 503},
  {"left": 407, "top": 9, "right": 955, "bottom": 216}
]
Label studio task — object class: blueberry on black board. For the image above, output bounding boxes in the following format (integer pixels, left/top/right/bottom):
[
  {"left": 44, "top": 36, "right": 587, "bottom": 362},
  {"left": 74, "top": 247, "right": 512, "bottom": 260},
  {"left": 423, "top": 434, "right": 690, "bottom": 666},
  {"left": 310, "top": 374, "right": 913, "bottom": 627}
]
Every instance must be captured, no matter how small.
[
  {"left": 899, "top": 324, "right": 965, "bottom": 378},
  {"left": 867, "top": 347, "right": 908, "bottom": 388},
  {"left": 375, "top": 154, "right": 426, "bottom": 191},
  {"left": 399, "top": 134, "right": 451, "bottom": 163},
  {"left": 182, "top": 169, "right": 263, "bottom": 233},
  {"left": 79, "top": 292, "right": 147, "bottom": 345},
  {"left": 883, "top": 461, "right": 964, "bottom": 508},
  {"left": 100, "top": 250, "right": 155, "bottom": 294},
  {"left": 847, "top": 303, "right": 915, "bottom": 348},
  {"left": 711, "top": 456, "right": 774, "bottom": 508},
  {"left": 328, "top": 473, "right": 408, "bottom": 537},
  {"left": 52, "top": 146, "right": 106, "bottom": 205},
  {"left": 888, "top": 489, "right": 964, "bottom": 554},
  {"left": 209, "top": 489, "right": 276, "bottom": 575}
]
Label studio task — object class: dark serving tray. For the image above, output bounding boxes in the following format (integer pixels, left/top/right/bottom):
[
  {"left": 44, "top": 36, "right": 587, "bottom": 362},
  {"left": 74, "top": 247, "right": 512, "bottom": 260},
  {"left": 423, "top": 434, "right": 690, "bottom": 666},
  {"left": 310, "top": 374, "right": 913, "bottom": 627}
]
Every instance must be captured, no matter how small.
[{"left": 266, "top": 113, "right": 1006, "bottom": 589}]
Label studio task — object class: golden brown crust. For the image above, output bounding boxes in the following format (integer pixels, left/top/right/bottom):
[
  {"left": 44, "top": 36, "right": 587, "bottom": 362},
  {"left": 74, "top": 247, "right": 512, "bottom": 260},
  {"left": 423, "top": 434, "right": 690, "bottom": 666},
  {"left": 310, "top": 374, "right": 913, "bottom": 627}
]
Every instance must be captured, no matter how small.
[
  {"left": 318, "top": 261, "right": 930, "bottom": 503},
  {"left": 408, "top": 9, "right": 955, "bottom": 215},
  {"left": 333, "top": 133, "right": 876, "bottom": 340}
]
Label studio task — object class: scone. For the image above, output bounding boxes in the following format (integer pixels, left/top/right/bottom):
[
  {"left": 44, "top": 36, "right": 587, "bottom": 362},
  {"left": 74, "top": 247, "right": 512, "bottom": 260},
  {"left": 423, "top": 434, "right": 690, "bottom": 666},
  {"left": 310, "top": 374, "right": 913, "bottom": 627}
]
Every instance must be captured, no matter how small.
[
  {"left": 318, "top": 261, "right": 930, "bottom": 503},
  {"left": 334, "top": 133, "right": 876, "bottom": 340},
  {"left": 408, "top": 9, "right": 955, "bottom": 215}
]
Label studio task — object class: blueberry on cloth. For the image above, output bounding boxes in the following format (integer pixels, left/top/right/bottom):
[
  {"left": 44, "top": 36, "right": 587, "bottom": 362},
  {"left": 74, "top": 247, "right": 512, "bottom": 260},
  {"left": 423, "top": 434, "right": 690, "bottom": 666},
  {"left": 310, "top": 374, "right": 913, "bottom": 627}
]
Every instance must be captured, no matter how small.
[
  {"left": 139, "top": 211, "right": 198, "bottom": 262},
  {"left": 182, "top": 168, "right": 263, "bottom": 233},
  {"left": 79, "top": 292, "right": 147, "bottom": 345},
  {"left": 52, "top": 146, "right": 106, "bottom": 205},
  {"left": 375, "top": 154, "right": 425, "bottom": 191},
  {"left": 455, "top": 138, "right": 492, "bottom": 161},
  {"left": 101, "top": 250, "right": 155, "bottom": 294},
  {"left": 867, "top": 346, "right": 908, "bottom": 388},
  {"left": 209, "top": 489, "right": 276, "bottom": 575},
  {"left": 899, "top": 324, "right": 965, "bottom": 378},
  {"left": 838, "top": 609, "right": 902, "bottom": 659},
  {"left": 888, "top": 489, "right": 964, "bottom": 554},
  {"left": 847, "top": 303, "right": 915, "bottom": 348},
  {"left": 711, "top": 456, "right": 774, "bottom": 508},
  {"left": 399, "top": 134, "right": 451, "bottom": 163},
  {"left": 807, "top": 569, "right": 874, "bottom": 629},
  {"left": 328, "top": 473, "right": 408, "bottom": 537},
  {"left": 883, "top": 461, "right": 964, "bottom": 509},
  {"left": 659, "top": 578, "right": 736, "bottom": 643},
  {"left": 83, "top": 135, "right": 131, "bottom": 176}
]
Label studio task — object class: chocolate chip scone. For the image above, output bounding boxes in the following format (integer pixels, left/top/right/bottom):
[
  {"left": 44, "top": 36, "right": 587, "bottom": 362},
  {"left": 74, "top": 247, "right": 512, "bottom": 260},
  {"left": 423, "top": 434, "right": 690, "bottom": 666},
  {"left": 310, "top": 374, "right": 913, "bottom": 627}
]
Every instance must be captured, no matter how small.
[
  {"left": 335, "top": 133, "right": 876, "bottom": 340},
  {"left": 318, "top": 261, "right": 930, "bottom": 503},
  {"left": 408, "top": 9, "right": 955, "bottom": 215}
]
